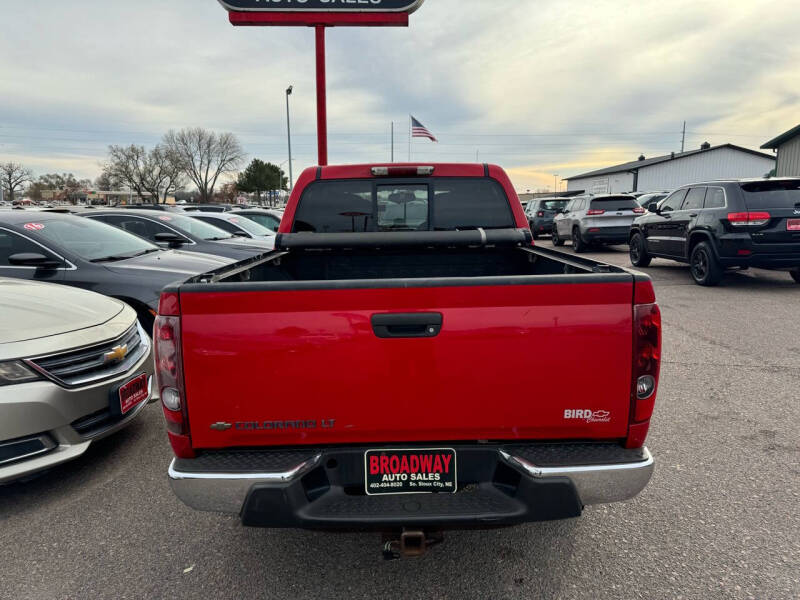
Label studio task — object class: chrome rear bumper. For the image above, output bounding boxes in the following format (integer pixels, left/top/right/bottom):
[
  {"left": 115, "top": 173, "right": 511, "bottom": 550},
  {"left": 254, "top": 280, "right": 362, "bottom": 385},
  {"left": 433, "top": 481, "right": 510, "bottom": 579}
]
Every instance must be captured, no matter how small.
[
  {"left": 500, "top": 447, "right": 654, "bottom": 505},
  {"left": 168, "top": 444, "right": 654, "bottom": 525}
]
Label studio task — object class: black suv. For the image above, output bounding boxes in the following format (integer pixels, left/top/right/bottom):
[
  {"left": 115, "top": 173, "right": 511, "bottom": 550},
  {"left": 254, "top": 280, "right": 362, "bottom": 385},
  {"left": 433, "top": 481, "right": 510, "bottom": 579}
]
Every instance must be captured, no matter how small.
[
  {"left": 629, "top": 178, "right": 800, "bottom": 286},
  {"left": 524, "top": 197, "right": 569, "bottom": 239}
]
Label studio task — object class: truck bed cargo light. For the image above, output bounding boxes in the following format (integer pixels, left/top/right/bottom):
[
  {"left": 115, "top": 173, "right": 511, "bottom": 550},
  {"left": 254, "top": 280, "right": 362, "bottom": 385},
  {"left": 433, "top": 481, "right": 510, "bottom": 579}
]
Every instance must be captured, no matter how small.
[{"left": 371, "top": 166, "right": 435, "bottom": 177}]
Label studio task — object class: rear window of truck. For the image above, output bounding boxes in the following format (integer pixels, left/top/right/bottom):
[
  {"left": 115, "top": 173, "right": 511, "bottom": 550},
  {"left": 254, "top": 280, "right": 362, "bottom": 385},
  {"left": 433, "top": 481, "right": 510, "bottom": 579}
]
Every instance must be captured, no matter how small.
[
  {"left": 292, "top": 178, "right": 515, "bottom": 233},
  {"left": 741, "top": 180, "right": 800, "bottom": 209}
]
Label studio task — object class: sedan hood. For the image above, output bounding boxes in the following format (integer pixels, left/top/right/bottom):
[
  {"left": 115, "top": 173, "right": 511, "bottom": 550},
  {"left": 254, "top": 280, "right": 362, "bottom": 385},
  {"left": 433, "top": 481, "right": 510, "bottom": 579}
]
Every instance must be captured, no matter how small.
[
  {"left": 0, "top": 278, "right": 124, "bottom": 344},
  {"left": 104, "top": 250, "right": 234, "bottom": 307},
  {"left": 105, "top": 249, "right": 233, "bottom": 277},
  {"left": 216, "top": 237, "right": 275, "bottom": 251}
]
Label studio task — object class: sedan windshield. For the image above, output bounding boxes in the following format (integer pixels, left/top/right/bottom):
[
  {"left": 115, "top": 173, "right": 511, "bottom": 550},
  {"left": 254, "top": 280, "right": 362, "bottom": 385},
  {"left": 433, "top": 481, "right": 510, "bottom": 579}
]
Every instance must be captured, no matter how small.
[
  {"left": 34, "top": 217, "right": 160, "bottom": 262},
  {"left": 158, "top": 213, "right": 234, "bottom": 240},
  {"left": 227, "top": 216, "right": 274, "bottom": 237}
]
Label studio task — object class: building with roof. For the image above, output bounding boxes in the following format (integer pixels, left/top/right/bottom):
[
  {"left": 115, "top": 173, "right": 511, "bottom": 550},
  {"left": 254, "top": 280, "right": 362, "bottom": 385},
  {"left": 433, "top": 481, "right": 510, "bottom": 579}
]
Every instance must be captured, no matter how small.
[
  {"left": 564, "top": 143, "right": 775, "bottom": 194},
  {"left": 761, "top": 124, "right": 800, "bottom": 177}
]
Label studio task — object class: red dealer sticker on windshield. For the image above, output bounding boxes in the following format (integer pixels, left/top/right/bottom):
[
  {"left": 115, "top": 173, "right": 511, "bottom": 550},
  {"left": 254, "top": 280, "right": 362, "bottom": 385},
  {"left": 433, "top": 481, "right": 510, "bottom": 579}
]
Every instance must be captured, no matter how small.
[
  {"left": 24, "top": 223, "right": 45, "bottom": 231},
  {"left": 364, "top": 448, "right": 457, "bottom": 495}
]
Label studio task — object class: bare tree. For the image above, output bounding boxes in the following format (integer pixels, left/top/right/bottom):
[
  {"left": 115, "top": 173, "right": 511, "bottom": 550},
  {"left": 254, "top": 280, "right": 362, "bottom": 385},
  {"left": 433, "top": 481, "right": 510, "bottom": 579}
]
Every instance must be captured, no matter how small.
[
  {"left": 163, "top": 128, "right": 245, "bottom": 202},
  {"left": 150, "top": 145, "right": 187, "bottom": 203},
  {"left": 0, "top": 162, "right": 33, "bottom": 202},
  {"left": 103, "top": 144, "right": 187, "bottom": 203}
]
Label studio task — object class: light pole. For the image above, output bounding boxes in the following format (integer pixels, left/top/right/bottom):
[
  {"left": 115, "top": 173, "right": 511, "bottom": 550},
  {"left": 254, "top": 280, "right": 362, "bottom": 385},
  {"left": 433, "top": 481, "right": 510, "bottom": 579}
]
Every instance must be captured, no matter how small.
[
  {"left": 285, "top": 85, "right": 294, "bottom": 191},
  {"left": 554, "top": 174, "right": 559, "bottom": 195}
]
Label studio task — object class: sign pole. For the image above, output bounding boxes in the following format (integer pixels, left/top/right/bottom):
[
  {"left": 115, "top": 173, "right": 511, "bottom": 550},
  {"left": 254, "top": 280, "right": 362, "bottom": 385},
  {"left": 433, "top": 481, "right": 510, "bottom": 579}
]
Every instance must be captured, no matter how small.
[
  {"left": 222, "top": 1, "right": 425, "bottom": 166},
  {"left": 315, "top": 26, "right": 328, "bottom": 166}
]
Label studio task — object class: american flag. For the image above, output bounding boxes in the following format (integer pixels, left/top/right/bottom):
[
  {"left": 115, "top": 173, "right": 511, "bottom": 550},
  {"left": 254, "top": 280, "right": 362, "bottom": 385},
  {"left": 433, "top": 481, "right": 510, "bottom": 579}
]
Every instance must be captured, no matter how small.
[{"left": 411, "top": 116, "right": 438, "bottom": 142}]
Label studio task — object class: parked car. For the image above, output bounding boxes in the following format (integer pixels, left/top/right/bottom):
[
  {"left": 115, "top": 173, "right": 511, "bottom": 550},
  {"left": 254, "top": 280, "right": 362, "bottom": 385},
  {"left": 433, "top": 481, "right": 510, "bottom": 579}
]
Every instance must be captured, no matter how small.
[
  {"left": 83, "top": 210, "right": 273, "bottom": 260},
  {"left": 181, "top": 204, "right": 236, "bottom": 213},
  {"left": 552, "top": 194, "right": 644, "bottom": 252},
  {"left": 160, "top": 163, "right": 660, "bottom": 552},
  {"left": 629, "top": 178, "right": 800, "bottom": 285},
  {"left": 189, "top": 212, "right": 276, "bottom": 242},
  {"left": 524, "top": 198, "right": 569, "bottom": 239},
  {"left": 0, "top": 277, "right": 154, "bottom": 483},
  {"left": 230, "top": 208, "right": 283, "bottom": 231},
  {"left": 113, "top": 204, "right": 184, "bottom": 212},
  {"left": 0, "top": 212, "right": 233, "bottom": 332},
  {"left": 636, "top": 192, "right": 670, "bottom": 210}
]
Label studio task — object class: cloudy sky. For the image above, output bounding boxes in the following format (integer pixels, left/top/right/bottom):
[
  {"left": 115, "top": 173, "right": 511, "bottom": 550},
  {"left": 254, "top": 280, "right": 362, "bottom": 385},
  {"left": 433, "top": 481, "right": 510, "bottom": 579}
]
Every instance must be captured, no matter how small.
[{"left": 1, "top": 0, "right": 799, "bottom": 192}]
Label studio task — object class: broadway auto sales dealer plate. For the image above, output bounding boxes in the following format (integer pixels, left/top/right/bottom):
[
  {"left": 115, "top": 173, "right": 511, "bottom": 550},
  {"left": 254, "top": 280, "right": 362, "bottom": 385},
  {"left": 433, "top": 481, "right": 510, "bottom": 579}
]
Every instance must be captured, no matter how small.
[
  {"left": 119, "top": 373, "right": 149, "bottom": 415},
  {"left": 364, "top": 448, "right": 457, "bottom": 495}
]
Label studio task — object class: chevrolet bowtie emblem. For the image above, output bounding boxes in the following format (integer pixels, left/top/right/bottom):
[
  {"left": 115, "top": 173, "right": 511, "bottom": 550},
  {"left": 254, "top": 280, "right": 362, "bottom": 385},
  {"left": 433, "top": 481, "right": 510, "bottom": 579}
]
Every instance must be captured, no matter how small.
[
  {"left": 210, "top": 422, "right": 232, "bottom": 431},
  {"left": 103, "top": 344, "right": 128, "bottom": 364}
]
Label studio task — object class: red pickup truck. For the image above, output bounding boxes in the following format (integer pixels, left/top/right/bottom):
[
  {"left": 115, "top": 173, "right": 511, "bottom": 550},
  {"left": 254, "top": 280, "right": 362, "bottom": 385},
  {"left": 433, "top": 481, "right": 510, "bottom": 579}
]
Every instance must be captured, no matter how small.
[{"left": 157, "top": 164, "right": 660, "bottom": 553}]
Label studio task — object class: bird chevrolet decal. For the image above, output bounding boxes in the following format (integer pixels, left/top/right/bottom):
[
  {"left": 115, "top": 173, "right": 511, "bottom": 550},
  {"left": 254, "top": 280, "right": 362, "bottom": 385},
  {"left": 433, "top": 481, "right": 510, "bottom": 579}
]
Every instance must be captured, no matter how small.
[{"left": 564, "top": 409, "right": 612, "bottom": 423}]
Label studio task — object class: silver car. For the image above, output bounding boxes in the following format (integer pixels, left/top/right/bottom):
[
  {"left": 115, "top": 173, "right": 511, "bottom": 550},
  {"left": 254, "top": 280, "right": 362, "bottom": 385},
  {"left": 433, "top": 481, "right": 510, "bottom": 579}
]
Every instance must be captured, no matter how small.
[
  {"left": 552, "top": 194, "right": 644, "bottom": 252},
  {"left": 0, "top": 278, "right": 154, "bottom": 483}
]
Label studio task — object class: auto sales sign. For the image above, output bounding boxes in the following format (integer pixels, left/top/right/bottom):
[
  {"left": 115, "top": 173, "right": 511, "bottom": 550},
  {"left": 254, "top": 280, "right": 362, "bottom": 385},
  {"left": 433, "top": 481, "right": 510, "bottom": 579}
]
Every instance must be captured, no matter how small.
[{"left": 219, "top": 0, "right": 424, "bottom": 12}]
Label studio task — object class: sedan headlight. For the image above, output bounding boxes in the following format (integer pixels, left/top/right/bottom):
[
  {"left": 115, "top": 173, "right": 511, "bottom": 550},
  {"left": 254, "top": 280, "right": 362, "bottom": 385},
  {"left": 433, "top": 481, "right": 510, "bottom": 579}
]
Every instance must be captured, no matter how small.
[{"left": 0, "top": 361, "right": 42, "bottom": 386}]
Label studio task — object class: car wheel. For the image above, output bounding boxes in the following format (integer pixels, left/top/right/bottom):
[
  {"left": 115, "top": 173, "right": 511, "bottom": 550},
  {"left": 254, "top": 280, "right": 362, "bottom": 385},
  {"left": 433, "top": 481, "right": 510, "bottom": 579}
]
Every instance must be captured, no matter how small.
[
  {"left": 532, "top": 230, "right": 540, "bottom": 240},
  {"left": 572, "top": 228, "right": 587, "bottom": 253},
  {"left": 629, "top": 233, "right": 652, "bottom": 267},
  {"left": 552, "top": 226, "right": 564, "bottom": 246},
  {"left": 790, "top": 269, "right": 800, "bottom": 284},
  {"left": 690, "top": 242, "right": 723, "bottom": 286}
]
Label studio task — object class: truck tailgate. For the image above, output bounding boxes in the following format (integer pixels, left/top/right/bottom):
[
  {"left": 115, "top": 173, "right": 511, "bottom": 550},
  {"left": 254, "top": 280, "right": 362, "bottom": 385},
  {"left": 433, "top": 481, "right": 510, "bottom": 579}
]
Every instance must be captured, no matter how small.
[{"left": 180, "top": 279, "right": 634, "bottom": 448}]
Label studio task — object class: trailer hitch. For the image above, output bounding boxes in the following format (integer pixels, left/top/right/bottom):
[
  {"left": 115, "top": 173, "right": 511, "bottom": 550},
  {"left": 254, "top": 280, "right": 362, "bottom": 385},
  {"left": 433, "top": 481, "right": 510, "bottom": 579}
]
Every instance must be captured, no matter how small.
[{"left": 382, "top": 529, "right": 444, "bottom": 560}]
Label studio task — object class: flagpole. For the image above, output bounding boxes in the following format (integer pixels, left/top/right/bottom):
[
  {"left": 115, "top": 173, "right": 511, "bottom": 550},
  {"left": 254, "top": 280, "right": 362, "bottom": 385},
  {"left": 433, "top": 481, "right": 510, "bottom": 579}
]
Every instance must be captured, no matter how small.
[
  {"left": 408, "top": 115, "right": 411, "bottom": 162},
  {"left": 391, "top": 121, "right": 394, "bottom": 163}
]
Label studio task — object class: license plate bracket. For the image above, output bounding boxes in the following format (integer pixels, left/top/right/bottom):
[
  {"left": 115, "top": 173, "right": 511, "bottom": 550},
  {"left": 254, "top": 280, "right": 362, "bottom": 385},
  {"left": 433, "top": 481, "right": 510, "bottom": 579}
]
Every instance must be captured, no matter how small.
[
  {"left": 116, "top": 373, "right": 149, "bottom": 416},
  {"left": 364, "top": 448, "right": 457, "bottom": 495}
]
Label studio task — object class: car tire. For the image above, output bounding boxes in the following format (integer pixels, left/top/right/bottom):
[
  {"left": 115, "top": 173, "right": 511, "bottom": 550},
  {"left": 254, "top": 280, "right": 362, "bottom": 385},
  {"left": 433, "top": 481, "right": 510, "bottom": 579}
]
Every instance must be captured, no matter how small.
[
  {"left": 790, "top": 269, "right": 800, "bottom": 284},
  {"left": 572, "top": 228, "right": 588, "bottom": 253},
  {"left": 552, "top": 226, "right": 564, "bottom": 246},
  {"left": 532, "top": 230, "right": 540, "bottom": 240},
  {"left": 690, "top": 242, "right": 724, "bottom": 286},
  {"left": 629, "top": 233, "right": 652, "bottom": 267}
]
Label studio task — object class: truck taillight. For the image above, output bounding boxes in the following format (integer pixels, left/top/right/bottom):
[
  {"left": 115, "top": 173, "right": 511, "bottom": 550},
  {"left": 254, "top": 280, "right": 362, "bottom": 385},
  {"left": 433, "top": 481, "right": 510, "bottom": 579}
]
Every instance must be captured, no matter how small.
[
  {"left": 154, "top": 312, "right": 195, "bottom": 458},
  {"left": 586, "top": 209, "right": 605, "bottom": 215},
  {"left": 727, "top": 211, "right": 770, "bottom": 226},
  {"left": 627, "top": 279, "right": 661, "bottom": 449}
]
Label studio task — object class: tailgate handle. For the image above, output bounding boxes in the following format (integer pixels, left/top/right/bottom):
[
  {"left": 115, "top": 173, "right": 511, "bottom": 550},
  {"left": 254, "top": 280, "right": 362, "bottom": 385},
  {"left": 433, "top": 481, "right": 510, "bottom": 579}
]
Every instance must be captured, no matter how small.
[{"left": 371, "top": 313, "right": 443, "bottom": 338}]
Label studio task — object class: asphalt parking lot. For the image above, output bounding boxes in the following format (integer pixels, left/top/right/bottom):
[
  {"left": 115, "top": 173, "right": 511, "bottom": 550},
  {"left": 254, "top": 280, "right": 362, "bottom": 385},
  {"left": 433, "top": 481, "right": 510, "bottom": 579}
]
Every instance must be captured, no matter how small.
[{"left": 1, "top": 240, "right": 798, "bottom": 600}]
